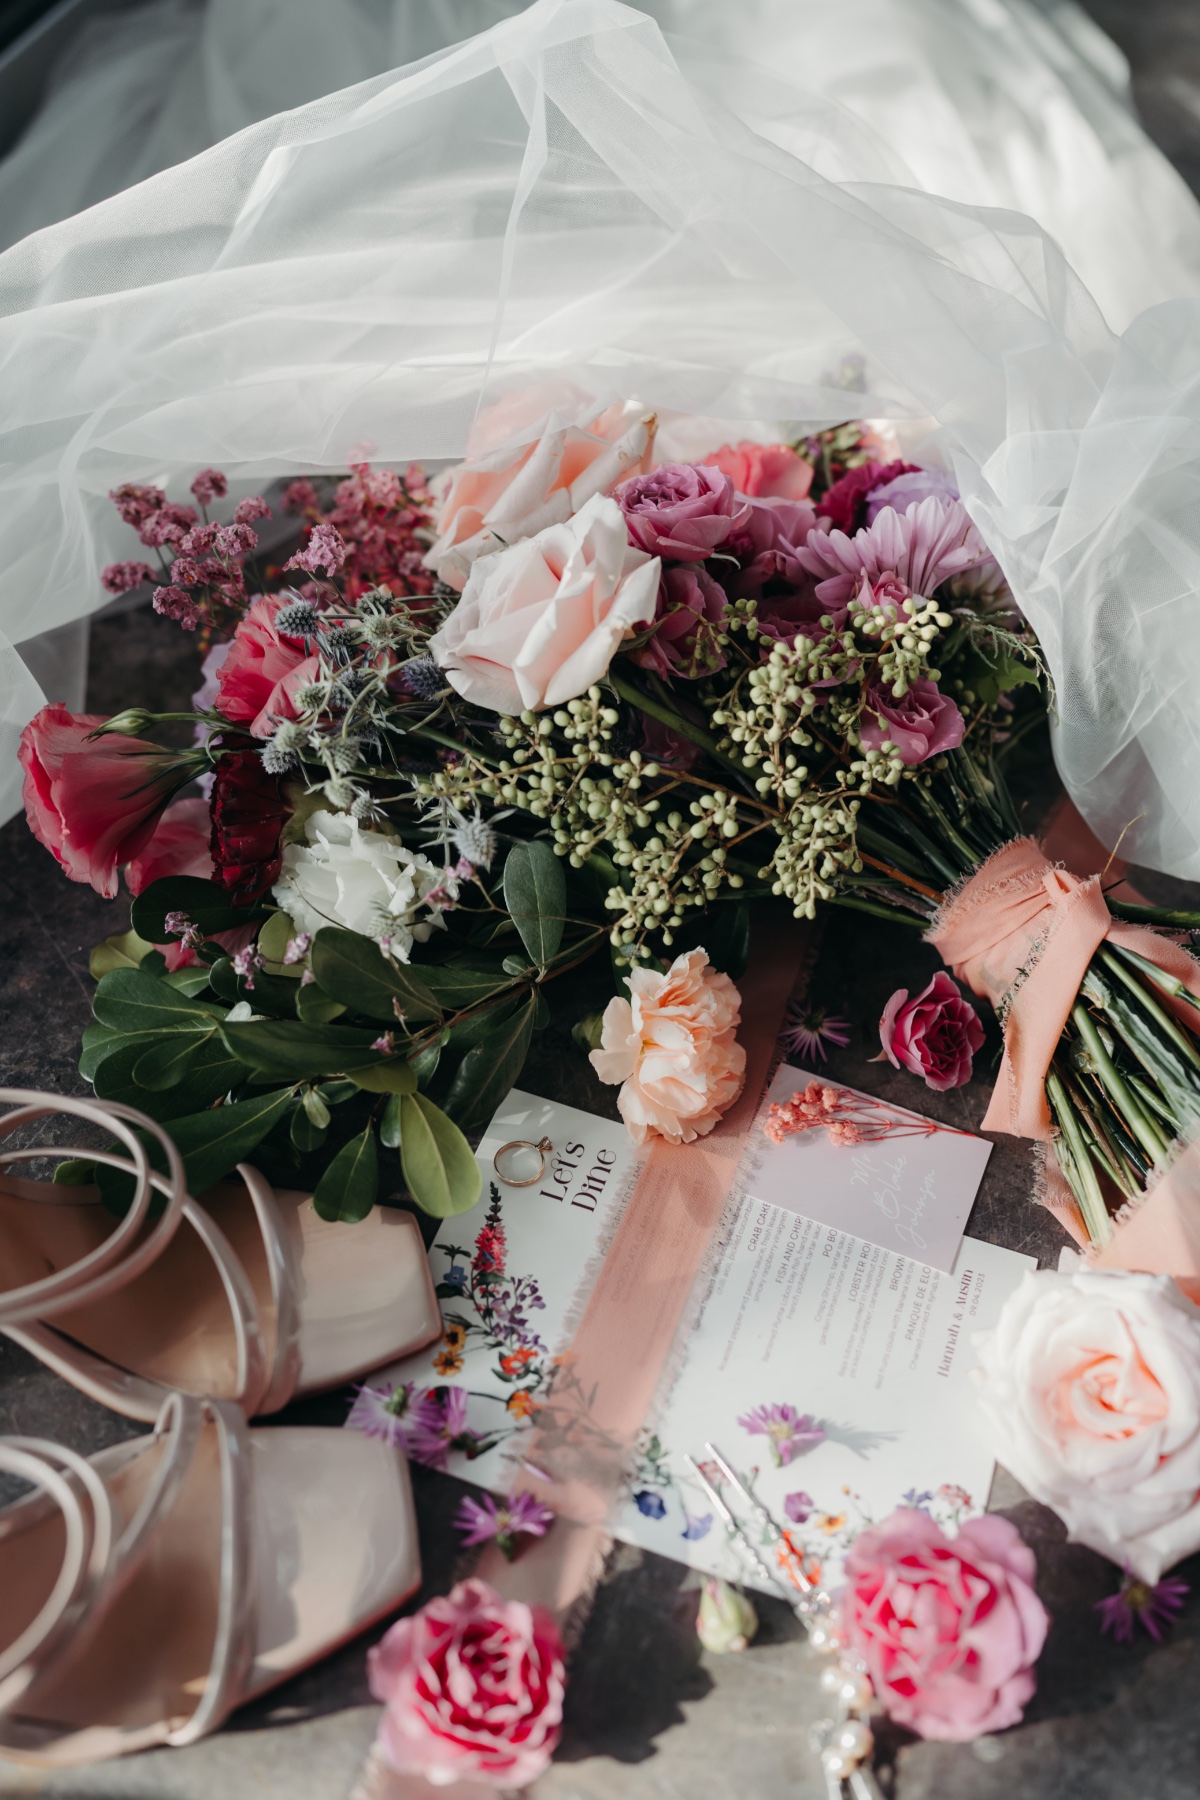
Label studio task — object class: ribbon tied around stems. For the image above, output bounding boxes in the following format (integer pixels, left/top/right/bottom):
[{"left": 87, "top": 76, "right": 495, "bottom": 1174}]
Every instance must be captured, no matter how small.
[{"left": 927, "top": 837, "right": 1200, "bottom": 1143}]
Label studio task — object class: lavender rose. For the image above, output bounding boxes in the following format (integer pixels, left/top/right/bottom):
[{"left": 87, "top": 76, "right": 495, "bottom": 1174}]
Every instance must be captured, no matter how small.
[
  {"left": 860, "top": 675, "right": 964, "bottom": 766},
  {"left": 864, "top": 465, "right": 960, "bottom": 525},
  {"left": 616, "top": 462, "right": 749, "bottom": 562}
]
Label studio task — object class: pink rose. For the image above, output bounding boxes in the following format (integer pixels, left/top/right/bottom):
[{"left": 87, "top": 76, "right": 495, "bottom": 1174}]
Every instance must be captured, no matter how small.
[
  {"left": 839, "top": 1509, "right": 1048, "bottom": 1741},
  {"left": 428, "top": 494, "right": 659, "bottom": 714},
  {"left": 632, "top": 564, "right": 728, "bottom": 679},
  {"left": 878, "top": 971, "right": 983, "bottom": 1091},
  {"left": 427, "top": 382, "right": 655, "bottom": 588},
  {"left": 367, "top": 1577, "right": 565, "bottom": 1788},
  {"left": 590, "top": 947, "right": 746, "bottom": 1144},
  {"left": 616, "top": 462, "right": 750, "bottom": 562},
  {"left": 19, "top": 702, "right": 183, "bottom": 899},
  {"left": 215, "top": 594, "right": 321, "bottom": 738},
  {"left": 703, "top": 440, "right": 814, "bottom": 501},
  {"left": 860, "top": 674, "right": 965, "bottom": 766}
]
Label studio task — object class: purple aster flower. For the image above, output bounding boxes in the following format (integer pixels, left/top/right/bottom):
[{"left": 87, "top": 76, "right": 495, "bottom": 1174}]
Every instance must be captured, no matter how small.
[
  {"left": 634, "top": 1489, "right": 667, "bottom": 1520},
  {"left": 783, "top": 1491, "right": 814, "bottom": 1524},
  {"left": 737, "top": 1404, "right": 825, "bottom": 1468},
  {"left": 347, "top": 1380, "right": 418, "bottom": 1449},
  {"left": 682, "top": 1512, "right": 713, "bottom": 1541},
  {"left": 407, "top": 1385, "right": 477, "bottom": 1471},
  {"left": 1096, "top": 1568, "right": 1189, "bottom": 1645},
  {"left": 455, "top": 1489, "right": 556, "bottom": 1560},
  {"left": 781, "top": 1002, "right": 851, "bottom": 1065}
]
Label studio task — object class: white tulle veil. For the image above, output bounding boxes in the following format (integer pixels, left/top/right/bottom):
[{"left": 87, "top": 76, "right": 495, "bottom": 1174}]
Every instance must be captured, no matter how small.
[{"left": 2, "top": 0, "right": 1200, "bottom": 879}]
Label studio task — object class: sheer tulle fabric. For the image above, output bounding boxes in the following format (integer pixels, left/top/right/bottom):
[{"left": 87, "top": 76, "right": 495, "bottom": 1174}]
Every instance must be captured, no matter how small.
[{"left": 2, "top": 0, "right": 1200, "bottom": 879}]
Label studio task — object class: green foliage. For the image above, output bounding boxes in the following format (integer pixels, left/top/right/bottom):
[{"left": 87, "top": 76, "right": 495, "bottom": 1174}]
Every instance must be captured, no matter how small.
[
  {"left": 503, "top": 839, "right": 566, "bottom": 967},
  {"left": 130, "top": 875, "right": 265, "bottom": 944},
  {"left": 394, "top": 1092, "right": 481, "bottom": 1218},
  {"left": 312, "top": 1125, "right": 379, "bottom": 1223},
  {"left": 310, "top": 928, "right": 441, "bottom": 1023},
  {"left": 444, "top": 995, "right": 536, "bottom": 1138}
]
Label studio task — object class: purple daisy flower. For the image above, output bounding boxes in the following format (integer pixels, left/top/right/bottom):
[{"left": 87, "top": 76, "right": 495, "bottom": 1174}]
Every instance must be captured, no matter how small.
[
  {"left": 455, "top": 1489, "right": 555, "bottom": 1560},
  {"left": 407, "top": 1385, "right": 474, "bottom": 1471},
  {"left": 1096, "top": 1568, "right": 1189, "bottom": 1645},
  {"left": 346, "top": 1380, "right": 418, "bottom": 1449},
  {"left": 737, "top": 1404, "right": 825, "bottom": 1468},
  {"left": 781, "top": 1002, "right": 851, "bottom": 1065}
]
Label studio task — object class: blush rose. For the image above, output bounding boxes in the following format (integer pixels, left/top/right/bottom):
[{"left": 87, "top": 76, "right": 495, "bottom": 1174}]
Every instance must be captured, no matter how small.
[
  {"left": 703, "top": 440, "right": 814, "bottom": 501},
  {"left": 860, "top": 673, "right": 965, "bottom": 766},
  {"left": 367, "top": 1576, "right": 565, "bottom": 1788},
  {"left": 878, "top": 971, "right": 984, "bottom": 1091},
  {"left": 974, "top": 1268, "right": 1200, "bottom": 1582},
  {"left": 616, "top": 462, "right": 750, "bottom": 562},
  {"left": 590, "top": 947, "right": 746, "bottom": 1145},
  {"left": 214, "top": 594, "right": 321, "bottom": 738},
  {"left": 839, "top": 1509, "right": 1048, "bottom": 1741},
  {"left": 426, "top": 383, "right": 655, "bottom": 587},
  {"left": 428, "top": 493, "right": 659, "bottom": 714},
  {"left": 20, "top": 702, "right": 184, "bottom": 899}
]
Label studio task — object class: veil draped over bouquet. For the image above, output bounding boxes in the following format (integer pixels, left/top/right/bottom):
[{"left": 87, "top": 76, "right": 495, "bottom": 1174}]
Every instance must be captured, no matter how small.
[{"left": 3, "top": 0, "right": 1200, "bottom": 877}]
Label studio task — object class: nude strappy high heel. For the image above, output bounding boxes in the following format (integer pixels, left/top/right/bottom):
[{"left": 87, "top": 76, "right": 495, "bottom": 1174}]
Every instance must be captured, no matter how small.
[
  {"left": 0, "top": 1392, "right": 421, "bottom": 1765},
  {"left": 0, "top": 1090, "right": 442, "bottom": 1420}
]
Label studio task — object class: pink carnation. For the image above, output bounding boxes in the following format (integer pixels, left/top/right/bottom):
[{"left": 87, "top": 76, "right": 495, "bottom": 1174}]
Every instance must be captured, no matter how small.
[
  {"left": 367, "top": 1577, "right": 565, "bottom": 1788},
  {"left": 878, "top": 971, "right": 983, "bottom": 1091},
  {"left": 590, "top": 947, "right": 745, "bottom": 1144},
  {"left": 703, "top": 440, "right": 814, "bottom": 501},
  {"left": 214, "top": 594, "right": 320, "bottom": 737},
  {"left": 839, "top": 1509, "right": 1048, "bottom": 1741}
]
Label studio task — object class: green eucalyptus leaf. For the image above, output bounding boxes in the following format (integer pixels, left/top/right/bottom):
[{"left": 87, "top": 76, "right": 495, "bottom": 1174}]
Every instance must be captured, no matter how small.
[
  {"left": 310, "top": 929, "right": 441, "bottom": 1024},
  {"left": 444, "top": 996, "right": 536, "bottom": 1139},
  {"left": 501, "top": 955, "right": 530, "bottom": 977},
  {"left": 93, "top": 969, "right": 224, "bottom": 1037},
  {"left": 219, "top": 1018, "right": 384, "bottom": 1081},
  {"left": 130, "top": 876, "right": 266, "bottom": 945},
  {"left": 380, "top": 1092, "right": 403, "bottom": 1149},
  {"left": 290, "top": 1105, "right": 328, "bottom": 1153},
  {"left": 312, "top": 1125, "right": 379, "bottom": 1224},
  {"left": 296, "top": 981, "right": 347, "bottom": 1024},
  {"left": 346, "top": 1061, "right": 418, "bottom": 1095},
  {"left": 397, "top": 1093, "right": 481, "bottom": 1218},
  {"left": 301, "top": 1088, "right": 332, "bottom": 1129},
  {"left": 502, "top": 840, "right": 566, "bottom": 968}
]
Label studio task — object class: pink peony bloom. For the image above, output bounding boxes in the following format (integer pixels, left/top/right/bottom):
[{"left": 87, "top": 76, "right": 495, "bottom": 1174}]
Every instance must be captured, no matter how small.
[
  {"left": 590, "top": 947, "right": 746, "bottom": 1145},
  {"left": 839, "top": 1509, "right": 1048, "bottom": 1741},
  {"left": 19, "top": 703, "right": 182, "bottom": 899},
  {"left": 860, "top": 673, "right": 965, "bottom": 766},
  {"left": 428, "top": 494, "right": 659, "bottom": 714},
  {"left": 215, "top": 594, "right": 321, "bottom": 737},
  {"left": 703, "top": 440, "right": 814, "bottom": 501},
  {"left": 369, "top": 1578, "right": 565, "bottom": 1788},
  {"left": 427, "top": 383, "right": 655, "bottom": 588},
  {"left": 633, "top": 564, "right": 728, "bottom": 679},
  {"left": 878, "top": 971, "right": 984, "bottom": 1092},
  {"left": 798, "top": 495, "right": 988, "bottom": 606},
  {"left": 616, "top": 461, "right": 750, "bottom": 563}
]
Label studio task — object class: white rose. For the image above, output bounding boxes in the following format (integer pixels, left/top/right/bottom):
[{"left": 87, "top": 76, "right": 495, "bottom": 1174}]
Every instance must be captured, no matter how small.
[
  {"left": 272, "top": 811, "right": 444, "bottom": 959},
  {"left": 427, "top": 494, "right": 660, "bottom": 715},
  {"left": 974, "top": 1267, "right": 1200, "bottom": 1581}
]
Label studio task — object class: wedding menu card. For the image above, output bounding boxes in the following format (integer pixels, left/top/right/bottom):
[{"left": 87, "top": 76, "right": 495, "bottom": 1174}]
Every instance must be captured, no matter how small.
[{"left": 369, "top": 1082, "right": 1032, "bottom": 1593}]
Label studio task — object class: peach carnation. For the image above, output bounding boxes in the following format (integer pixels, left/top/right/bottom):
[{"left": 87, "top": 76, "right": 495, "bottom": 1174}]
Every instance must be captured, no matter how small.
[{"left": 590, "top": 948, "right": 745, "bottom": 1145}]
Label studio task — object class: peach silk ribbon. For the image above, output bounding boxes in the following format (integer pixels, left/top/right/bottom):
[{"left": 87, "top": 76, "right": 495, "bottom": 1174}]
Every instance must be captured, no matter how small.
[{"left": 358, "top": 912, "right": 813, "bottom": 1800}]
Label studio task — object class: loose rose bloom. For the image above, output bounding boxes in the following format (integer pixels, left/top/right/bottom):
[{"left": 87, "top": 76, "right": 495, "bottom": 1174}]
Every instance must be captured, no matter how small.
[
  {"left": 427, "top": 383, "right": 655, "bottom": 588},
  {"left": 20, "top": 703, "right": 183, "bottom": 899},
  {"left": 860, "top": 671, "right": 965, "bottom": 767},
  {"left": 367, "top": 1577, "right": 565, "bottom": 1788},
  {"left": 590, "top": 947, "right": 746, "bottom": 1145},
  {"left": 702, "top": 440, "right": 814, "bottom": 501},
  {"left": 428, "top": 494, "right": 659, "bottom": 715},
  {"left": 273, "top": 810, "right": 443, "bottom": 955},
  {"left": 975, "top": 1269, "right": 1200, "bottom": 1582},
  {"left": 839, "top": 1509, "right": 1048, "bottom": 1741},
  {"left": 215, "top": 594, "right": 321, "bottom": 738},
  {"left": 616, "top": 461, "right": 750, "bottom": 562},
  {"left": 878, "top": 971, "right": 983, "bottom": 1091}
]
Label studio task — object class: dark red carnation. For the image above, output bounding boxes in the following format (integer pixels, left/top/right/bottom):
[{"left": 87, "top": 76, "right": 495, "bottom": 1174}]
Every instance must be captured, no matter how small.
[
  {"left": 818, "top": 460, "right": 918, "bottom": 536},
  {"left": 209, "top": 749, "right": 287, "bottom": 905}
]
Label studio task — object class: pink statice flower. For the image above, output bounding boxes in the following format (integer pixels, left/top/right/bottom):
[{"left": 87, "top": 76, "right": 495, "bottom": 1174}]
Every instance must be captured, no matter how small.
[
  {"left": 737, "top": 1403, "right": 825, "bottom": 1467},
  {"left": 1096, "top": 1568, "right": 1189, "bottom": 1645},
  {"left": 282, "top": 931, "right": 311, "bottom": 964},
  {"left": 285, "top": 521, "right": 347, "bottom": 577},
  {"left": 283, "top": 477, "right": 321, "bottom": 515},
  {"left": 190, "top": 468, "right": 228, "bottom": 506},
  {"left": 781, "top": 1000, "right": 851, "bottom": 1064},
  {"left": 797, "top": 495, "right": 988, "bottom": 606},
  {"left": 455, "top": 1489, "right": 556, "bottom": 1560},
  {"left": 232, "top": 945, "right": 264, "bottom": 990},
  {"left": 152, "top": 585, "right": 200, "bottom": 630},
  {"left": 101, "top": 560, "right": 155, "bottom": 595},
  {"left": 235, "top": 495, "right": 272, "bottom": 525},
  {"left": 371, "top": 1032, "right": 396, "bottom": 1053}
]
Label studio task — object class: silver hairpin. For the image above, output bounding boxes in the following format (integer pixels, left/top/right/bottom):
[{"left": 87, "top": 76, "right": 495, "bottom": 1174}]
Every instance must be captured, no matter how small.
[{"left": 686, "top": 1442, "right": 883, "bottom": 1799}]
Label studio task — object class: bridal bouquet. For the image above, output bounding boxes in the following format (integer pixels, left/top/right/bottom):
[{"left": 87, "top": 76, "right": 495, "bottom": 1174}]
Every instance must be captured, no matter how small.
[{"left": 19, "top": 390, "right": 1200, "bottom": 1242}]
